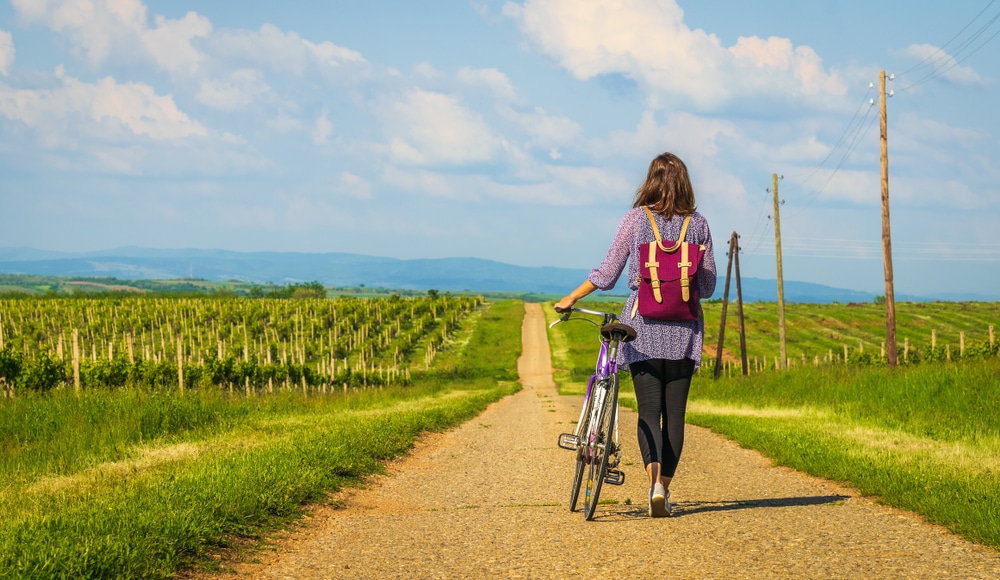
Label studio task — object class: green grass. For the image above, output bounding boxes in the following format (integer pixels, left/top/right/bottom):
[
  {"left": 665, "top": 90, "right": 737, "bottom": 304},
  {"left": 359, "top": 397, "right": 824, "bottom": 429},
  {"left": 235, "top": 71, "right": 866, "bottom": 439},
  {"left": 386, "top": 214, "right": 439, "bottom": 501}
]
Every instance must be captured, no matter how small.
[
  {"left": 546, "top": 298, "right": 1000, "bottom": 549},
  {"left": 689, "top": 359, "right": 1000, "bottom": 549},
  {"left": 0, "top": 300, "right": 524, "bottom": 579}
]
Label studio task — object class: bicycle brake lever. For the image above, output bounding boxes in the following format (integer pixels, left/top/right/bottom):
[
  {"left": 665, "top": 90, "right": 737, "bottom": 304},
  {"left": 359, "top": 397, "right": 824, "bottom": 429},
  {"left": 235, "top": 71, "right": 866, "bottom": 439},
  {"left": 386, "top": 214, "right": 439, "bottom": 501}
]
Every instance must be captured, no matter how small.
[{"left": 548, "top": 307, "right": 572, "bottom": 328}]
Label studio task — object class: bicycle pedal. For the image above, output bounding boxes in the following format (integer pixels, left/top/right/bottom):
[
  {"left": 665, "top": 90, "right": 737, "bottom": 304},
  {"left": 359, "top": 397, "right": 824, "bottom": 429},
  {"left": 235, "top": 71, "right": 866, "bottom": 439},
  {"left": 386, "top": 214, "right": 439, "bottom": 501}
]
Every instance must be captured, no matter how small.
[
  {"left": 557, "top": 433, "right": 582, "bottom": 450},
  {"left": 604, "top": 469, "right": 625, "bottom": 486}
]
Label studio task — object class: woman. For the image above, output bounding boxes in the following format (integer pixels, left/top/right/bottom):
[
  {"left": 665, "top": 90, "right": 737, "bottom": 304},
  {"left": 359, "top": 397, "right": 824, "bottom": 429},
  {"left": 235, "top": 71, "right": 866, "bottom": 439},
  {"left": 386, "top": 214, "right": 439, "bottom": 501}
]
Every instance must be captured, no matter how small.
[{"left": 555, "top": 152, "right": 717, "bottom": 517}]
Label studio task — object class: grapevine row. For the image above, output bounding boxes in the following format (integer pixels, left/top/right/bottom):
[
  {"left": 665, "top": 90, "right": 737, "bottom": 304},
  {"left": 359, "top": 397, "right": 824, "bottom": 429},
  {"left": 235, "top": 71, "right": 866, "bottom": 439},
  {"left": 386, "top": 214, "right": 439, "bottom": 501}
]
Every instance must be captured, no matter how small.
[{"left": 0, "top": 295, "right": 483, "bottom": 395}]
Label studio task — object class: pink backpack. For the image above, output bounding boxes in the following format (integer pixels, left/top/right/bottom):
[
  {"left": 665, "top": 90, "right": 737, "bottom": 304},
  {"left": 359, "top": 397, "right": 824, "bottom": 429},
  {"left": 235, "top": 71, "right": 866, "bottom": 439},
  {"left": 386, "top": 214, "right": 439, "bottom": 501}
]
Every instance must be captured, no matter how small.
[{"left": 631, "top": 207, "right": 706, "bottom": 322}]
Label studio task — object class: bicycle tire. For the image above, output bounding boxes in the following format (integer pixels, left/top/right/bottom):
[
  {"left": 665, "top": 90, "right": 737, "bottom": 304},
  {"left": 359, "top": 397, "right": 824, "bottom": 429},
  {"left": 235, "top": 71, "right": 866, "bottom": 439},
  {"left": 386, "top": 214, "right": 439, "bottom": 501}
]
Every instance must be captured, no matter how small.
[
  {"left": 583, "top": 374, "right": 617, "bottom": 521},
  {"left": 568, "top": 387, "right": 595, "bottom": 512}
]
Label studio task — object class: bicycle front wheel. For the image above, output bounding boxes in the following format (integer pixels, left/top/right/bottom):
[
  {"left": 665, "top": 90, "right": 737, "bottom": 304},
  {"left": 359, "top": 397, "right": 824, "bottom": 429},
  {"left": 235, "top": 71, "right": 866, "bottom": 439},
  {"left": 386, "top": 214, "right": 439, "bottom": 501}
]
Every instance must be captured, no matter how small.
[
  {"left": 568, "top": 390, "right": 595, "bottom": 512},
  {"left": 583, "top": 375, "right": 617, "bottom": 521}
]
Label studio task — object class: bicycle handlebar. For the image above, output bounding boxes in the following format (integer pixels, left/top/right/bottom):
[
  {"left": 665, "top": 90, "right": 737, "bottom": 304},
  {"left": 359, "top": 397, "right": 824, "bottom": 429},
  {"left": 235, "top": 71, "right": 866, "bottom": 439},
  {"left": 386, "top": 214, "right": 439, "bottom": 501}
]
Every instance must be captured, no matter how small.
[{"left": 549, "top": 305, "right": 618, "bottom": 328}]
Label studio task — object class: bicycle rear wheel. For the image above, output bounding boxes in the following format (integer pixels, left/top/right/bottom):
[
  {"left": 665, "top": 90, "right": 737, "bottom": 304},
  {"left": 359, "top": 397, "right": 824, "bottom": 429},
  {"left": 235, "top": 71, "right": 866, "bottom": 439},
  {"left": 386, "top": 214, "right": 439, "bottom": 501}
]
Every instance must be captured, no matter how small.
[
  {"left": 568, "top": 388, "right": 595, "bottom": 512},
  {"left": 583, "top": 375, "right": 617, "bottom": 521}
]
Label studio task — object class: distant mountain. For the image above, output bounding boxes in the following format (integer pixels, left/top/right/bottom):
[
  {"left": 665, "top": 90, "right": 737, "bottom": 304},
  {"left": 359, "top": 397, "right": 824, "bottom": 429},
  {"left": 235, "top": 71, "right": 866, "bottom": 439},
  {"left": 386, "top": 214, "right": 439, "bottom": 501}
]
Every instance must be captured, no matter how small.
[{"left": 0, "top": 247, "right": 993, "bottom": 302}]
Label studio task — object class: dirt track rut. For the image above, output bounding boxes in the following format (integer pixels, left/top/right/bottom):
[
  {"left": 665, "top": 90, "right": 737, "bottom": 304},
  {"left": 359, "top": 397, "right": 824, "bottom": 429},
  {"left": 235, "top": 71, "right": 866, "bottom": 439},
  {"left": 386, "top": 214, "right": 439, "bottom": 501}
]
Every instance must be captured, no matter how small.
[{"left": 227, "top": 303, "right": 1000, "bottom": 578}]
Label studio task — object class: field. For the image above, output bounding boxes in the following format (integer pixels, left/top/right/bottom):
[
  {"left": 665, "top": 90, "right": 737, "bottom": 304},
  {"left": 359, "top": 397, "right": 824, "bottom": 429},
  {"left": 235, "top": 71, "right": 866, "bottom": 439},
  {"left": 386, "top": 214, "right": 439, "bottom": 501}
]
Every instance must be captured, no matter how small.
[
  {"left": 704, "top": 300, "right": 1000, "bottom": 370},
  {"left": 4, "top": 293, "right": 1000, "bottom": 575},
  {"left": 0, "top": 298, "right": 524, "bottom": 579},
  {"left": 546, "top": 299, "right": 1000, "bottom": 549},
  {"left": 0, "top": 294, "right": 482, "bottom": 394}
]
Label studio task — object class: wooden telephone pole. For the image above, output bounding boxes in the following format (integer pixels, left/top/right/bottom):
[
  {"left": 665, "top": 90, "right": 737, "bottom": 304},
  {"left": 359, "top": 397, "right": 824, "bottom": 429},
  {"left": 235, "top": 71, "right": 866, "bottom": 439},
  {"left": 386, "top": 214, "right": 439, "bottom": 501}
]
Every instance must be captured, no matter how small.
[
  {"left": 714, "top": 232, "right": 748, "bottom": 380},
  {"left": 880, "top": 69, "right": 898, "bottom": 367},
  {"left": 772, "top": 173, "right": 787, "bottom": 369}
]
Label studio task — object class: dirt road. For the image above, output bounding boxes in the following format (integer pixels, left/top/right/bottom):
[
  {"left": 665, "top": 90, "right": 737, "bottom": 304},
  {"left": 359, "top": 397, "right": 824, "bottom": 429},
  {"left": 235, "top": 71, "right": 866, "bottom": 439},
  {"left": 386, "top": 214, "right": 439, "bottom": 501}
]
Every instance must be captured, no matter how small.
[{"left": 228, "top": 303, "right": 1000, "bottom": 578}]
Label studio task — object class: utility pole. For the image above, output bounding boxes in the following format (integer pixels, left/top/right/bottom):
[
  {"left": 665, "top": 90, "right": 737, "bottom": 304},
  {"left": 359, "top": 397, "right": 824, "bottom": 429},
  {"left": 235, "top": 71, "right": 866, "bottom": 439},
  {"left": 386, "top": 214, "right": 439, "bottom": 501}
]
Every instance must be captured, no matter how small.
[
  {"left": 880, "top": 69, "right": 898, "bottom": 367},
  {"left": 772, "top": 173, "right": 787, "bottom": 370},
  {"left": 713, "top": 231, "right": 748, "bottom": 380}
]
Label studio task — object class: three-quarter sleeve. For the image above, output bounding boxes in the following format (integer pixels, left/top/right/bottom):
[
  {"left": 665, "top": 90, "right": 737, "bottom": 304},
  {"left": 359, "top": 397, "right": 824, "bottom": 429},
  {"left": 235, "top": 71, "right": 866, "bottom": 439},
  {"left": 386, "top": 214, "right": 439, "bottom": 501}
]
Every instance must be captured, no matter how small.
[
  {"left": 587, "top": 210, "right": 635, "bottom": 291},
  {"left": 697, "top": 218, "right": 717, "bottom": 299}
]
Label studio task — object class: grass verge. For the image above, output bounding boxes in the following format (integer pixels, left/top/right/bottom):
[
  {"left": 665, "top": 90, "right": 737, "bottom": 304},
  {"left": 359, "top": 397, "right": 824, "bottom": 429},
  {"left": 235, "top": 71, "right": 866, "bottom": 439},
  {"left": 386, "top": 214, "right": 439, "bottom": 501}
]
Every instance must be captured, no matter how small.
[
  {"left": 545, "top": 298, "right": 1000, "bottom": 549},
  {"left": 689, "top": 359, "right": 1000, "bottom": 550},
  {"left": 0, "top": 300, "right": 524, "bottom": 579}
]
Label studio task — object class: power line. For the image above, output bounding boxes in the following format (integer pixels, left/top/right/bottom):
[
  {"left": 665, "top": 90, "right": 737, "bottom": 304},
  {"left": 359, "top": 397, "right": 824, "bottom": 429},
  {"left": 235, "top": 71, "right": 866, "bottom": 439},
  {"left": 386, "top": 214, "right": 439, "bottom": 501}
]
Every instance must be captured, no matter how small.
[
  {"left": 897, "top": 1, "right": 1000, "bottom": 92},
  {"left": 742, "top": 85, "right": 878, "bottom": 260},
  {"left": 735, "top": 236, "right": 1000, "bottom": 261},
  {"left": 788, "top": 101, "right": 880, "bottom": 216},
  {"left": 783, "top": 86, "right": 873, "bottom": 185},
  {"left": 896, "top": 0, "right": 997, "bottom": 77}
]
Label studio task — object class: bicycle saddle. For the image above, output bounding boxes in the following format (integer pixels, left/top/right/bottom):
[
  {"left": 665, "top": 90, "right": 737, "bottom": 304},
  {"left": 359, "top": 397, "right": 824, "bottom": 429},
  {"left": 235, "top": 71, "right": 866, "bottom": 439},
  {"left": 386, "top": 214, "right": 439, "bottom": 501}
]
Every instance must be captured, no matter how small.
[{"left": 600, "top": 322, "right": 637, "bottom": 343}]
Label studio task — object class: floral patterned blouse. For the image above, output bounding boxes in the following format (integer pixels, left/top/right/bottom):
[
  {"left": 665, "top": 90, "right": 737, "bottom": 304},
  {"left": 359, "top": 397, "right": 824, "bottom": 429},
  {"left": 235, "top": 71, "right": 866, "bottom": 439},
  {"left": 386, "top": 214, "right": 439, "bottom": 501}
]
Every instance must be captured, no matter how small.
[{"left": 587, "top": 207, "right": 717, "bottom": 369}]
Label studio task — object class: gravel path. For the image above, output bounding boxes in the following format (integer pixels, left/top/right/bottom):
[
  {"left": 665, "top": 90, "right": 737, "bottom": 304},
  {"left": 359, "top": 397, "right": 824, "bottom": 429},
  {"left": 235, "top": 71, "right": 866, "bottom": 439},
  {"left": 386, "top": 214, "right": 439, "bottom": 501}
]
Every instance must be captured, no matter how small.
[{"left": 226, "top": 303, "right": 1000, "bottom": 579}]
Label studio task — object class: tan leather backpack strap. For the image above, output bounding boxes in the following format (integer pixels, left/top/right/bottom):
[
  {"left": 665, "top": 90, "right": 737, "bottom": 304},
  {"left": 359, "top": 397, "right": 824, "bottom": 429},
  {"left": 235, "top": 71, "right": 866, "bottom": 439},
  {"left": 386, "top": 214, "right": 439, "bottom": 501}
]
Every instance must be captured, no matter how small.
[
  {"left": 642, "top": 206, "right": 661, "bottom": 242},
  {"left": 679, "top": 241, "right": 691, "bottom": 302},
  {"left": 645, "top": 237, "right": 663, "bottom": 303},
  {"left": 678, "top": 214, "right": 691, "bottom": 242},
  {"left": 648, "top": 210, "right": 690, "bottom": 253},
  {"left": 676, "top": 215, "right": 693, "bottom": 302}
]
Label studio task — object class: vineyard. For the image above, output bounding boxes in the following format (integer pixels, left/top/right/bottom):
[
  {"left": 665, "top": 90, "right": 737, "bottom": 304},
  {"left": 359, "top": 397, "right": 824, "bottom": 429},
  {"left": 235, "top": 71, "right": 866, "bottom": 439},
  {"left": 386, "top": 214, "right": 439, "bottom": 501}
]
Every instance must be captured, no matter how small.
[
  {"left": 0, "top": 294, "right": 482, "bottom": 396},
  {"left": 705, "top": 300, "right": 1000, "bottom": 374}
]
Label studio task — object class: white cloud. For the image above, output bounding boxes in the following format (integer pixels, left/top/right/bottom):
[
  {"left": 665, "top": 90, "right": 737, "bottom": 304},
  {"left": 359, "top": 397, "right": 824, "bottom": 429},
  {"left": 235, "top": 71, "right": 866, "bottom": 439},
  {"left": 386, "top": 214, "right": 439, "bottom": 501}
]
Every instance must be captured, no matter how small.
[
  {"left": 336, "top": 171, "right": 372, "bottom": 199},
  {"left": 0, "top": 69, "right": 207, "bottom": 141},
  {"left": 499, "top": 105, "right": 583, "bottom": 149},
  {"left": 0, "top": 29, "right": 13, "bottom": 76},
  {"left": 604, "top": 110, "right": 741, "bottom": 164},
  {"left": 897, "top": 44, "right": 986, "bottom": 88},
  {"left": 196, "top": 69, "right": 270, "bottom": 110},
  {"left": 503, "top": 0, "right": 846, "bottom": 109},
  {"left": 142, "top": 12, "right": 212, "bottom": 74},
  {"left": 12, "top": 0, "right": 211, "bottom": 74},
  {"left": 413, "top": 61, "right": 440, "bottom": 80},
  {"left": 267, "top": 110, "right": 307, "bottom": 134},
  {"left": 458, "top": 66, "right": 518, "bottom": 102},
  {"left": 312, "top": 109, "right": 333, "bottom": 145},
  {"left": 381, "top": 165, "right": 461, "bottom": 199},
  {"left": 209, "top": 23, "right": 365, "bottom": 77},
  {"left": 893, "top": 113, "right": 987, "bottom": 147},
  {"left": 601, "top": 110, "right": 748, "bottom": 204},
  {"left": 378, "top": 89, "right": 503, "bottom": 165}
]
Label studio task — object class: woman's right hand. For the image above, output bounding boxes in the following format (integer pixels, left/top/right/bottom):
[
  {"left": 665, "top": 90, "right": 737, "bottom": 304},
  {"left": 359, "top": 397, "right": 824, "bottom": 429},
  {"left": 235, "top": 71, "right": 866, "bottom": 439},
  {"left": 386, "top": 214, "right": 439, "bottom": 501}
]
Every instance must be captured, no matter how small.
[{"left": 554, "top": 295, "right": 577, "bottom": 311}]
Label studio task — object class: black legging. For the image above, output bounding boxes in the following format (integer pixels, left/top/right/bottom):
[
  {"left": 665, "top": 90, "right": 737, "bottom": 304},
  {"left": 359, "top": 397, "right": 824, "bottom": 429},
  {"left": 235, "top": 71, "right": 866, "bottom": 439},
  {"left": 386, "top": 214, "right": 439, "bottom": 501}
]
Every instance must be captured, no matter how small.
[{"left": 629, "top": 358, "right": 696, "bottom": 478}]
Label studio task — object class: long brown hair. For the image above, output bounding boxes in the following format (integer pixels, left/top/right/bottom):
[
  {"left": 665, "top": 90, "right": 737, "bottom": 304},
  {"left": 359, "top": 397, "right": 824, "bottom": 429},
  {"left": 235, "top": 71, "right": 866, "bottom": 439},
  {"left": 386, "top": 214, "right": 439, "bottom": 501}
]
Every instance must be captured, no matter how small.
[{"left": 632, "top": 152, "right": 696, "bottom": 219}]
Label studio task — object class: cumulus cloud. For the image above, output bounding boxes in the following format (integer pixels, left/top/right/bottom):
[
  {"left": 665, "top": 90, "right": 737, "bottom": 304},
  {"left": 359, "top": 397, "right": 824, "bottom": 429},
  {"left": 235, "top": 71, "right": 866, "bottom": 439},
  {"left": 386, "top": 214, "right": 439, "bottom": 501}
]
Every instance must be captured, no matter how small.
[
  {"left": 312, "top": 109, "right": 333, "bottom": 145},
  {"left": 13, "top": 1, "right": 367, "bottom": 84},
  {"left": 896, "top": 44, "right": 986, "bottom": 87},
  {"left": 379, "top": 89, "right": 503, "bottom": 166},
  {"left": 336, "top": 171, "right": 372, "bottom": 199},
  {"left": 0, "top": 68, "right": 207, "bottom": 141},
  {"left": 458, "top": 66, "right": 519, "bottom": 102},
  {"left": 208, "top": 23, "right": 365, "bottom": 77},
  {"left": 502, "top": 0, "right": 846, "bottom": 109},
  {"left": 605, "top": 110, "right": 741, "bottom": 164},
  {"left": 13, "top": 0, "right": 211, "bottom": 74},
  {"left": 196, "top": 69, "right": 271, "bottom": 110},
  {"left": 0, "top": 29, "right": 13, "bottom": 76},
  {"left": 499, "top": 105, "right": 583, "bottom": 150}
]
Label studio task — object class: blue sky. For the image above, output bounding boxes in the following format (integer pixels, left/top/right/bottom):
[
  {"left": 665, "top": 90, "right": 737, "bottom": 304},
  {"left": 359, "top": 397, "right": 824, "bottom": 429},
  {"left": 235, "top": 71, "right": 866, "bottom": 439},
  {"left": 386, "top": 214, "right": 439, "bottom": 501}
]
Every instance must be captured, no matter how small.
[{"left": 1, "top": 0, "right": 998, "bottom": 297}]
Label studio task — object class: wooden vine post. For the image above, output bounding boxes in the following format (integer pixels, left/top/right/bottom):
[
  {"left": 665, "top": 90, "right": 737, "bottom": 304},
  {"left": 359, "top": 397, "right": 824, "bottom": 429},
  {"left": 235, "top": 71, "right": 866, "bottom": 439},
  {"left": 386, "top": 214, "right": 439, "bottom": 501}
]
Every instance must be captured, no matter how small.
[
  {"left": 72, "top": 328, "right": 81, "bottom": 394},
  {"left": 177, "top": 335, "right": 184, "bottom": 394}
]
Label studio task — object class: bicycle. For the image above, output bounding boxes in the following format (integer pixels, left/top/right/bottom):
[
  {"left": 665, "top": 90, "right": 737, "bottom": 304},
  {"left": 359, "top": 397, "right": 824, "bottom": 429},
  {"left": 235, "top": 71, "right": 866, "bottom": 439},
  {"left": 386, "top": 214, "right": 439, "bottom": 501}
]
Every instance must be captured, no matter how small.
[{"left": 552, "top": 306, "right": 636, "bottom": 521}]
